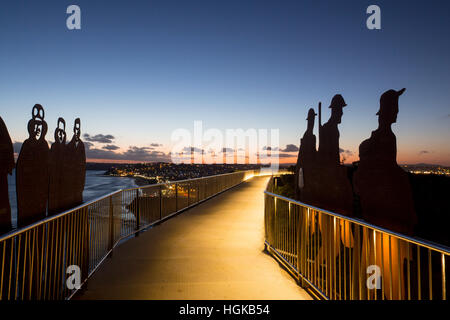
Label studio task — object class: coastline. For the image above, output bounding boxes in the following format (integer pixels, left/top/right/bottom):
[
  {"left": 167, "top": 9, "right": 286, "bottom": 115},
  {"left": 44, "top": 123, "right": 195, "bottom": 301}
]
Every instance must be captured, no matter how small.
[{"left": 133, "top": 176, "right": 156, "bottom": 187}]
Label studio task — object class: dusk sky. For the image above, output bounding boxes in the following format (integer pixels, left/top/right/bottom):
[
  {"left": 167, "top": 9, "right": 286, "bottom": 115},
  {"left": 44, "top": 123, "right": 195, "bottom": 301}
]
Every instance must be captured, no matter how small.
[{"left": 1, "top": 0, "right": 449, "bottom": 165}]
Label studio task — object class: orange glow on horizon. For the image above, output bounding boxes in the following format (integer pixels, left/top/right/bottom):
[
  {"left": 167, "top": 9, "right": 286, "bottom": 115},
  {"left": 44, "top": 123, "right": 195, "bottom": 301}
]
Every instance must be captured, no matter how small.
[{"left": 86, "top": 150, "right": 450, "bottom": 166}]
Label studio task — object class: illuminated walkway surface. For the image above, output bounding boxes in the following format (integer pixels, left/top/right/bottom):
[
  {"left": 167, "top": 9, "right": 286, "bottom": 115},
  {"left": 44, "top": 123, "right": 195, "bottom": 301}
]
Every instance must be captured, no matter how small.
[{"left": 76, "top": 176, "right": 311, "bottom": 300}]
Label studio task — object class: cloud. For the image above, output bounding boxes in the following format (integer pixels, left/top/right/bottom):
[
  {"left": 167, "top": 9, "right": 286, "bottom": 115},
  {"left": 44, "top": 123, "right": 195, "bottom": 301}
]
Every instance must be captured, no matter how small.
[
  {"left": 262, "top": 146, "right": 279, "bottom": 151},
  {"left": 221, "top": 147, "right": 235, "bottom": 153},
  {"left": 182, "top": 146, "right": 204, "bottom": 153},
  {"left": 83, "top": 133, "right": 115, "bottom": 144},
  {"left": 339, "top": 148, "right": 353, "bottom": 156},
  {"left": 103, "top": 144, "right": 120, "bottom": 151},
  {"left": 280, "top": 144, "right": 299, "bottom": 152},
  {"left": 277, "top": 152, "right": 296, "bottom": 158},
  {"left": 85, "top": 143, "right": 170, "bottom": 162},
  {"left": 122, "top": 146, "right": 169, "bottom": 161},
  {"left": 419, "top": 150, "right": 430, "bottom": 155},
  {"left": 150, "top": 143, "right": 162, "bottom": 147}
]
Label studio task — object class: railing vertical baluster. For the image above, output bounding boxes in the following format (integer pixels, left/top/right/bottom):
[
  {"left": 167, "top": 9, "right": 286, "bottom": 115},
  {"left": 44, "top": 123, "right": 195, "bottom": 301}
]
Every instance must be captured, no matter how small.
[
  {"left": 20, "top": 232, "right": 28, "bottom": 300},
  {"left": 333, "top": 217, "right": 337, "bottom": 299},
  {"left": 418, "top": 246, "right": 421, "bottom": 300},
  {"left": 135, "top": 189, "right": 140, "bottom": 236},
  {"left": 320, "top": 214, "right": 323, "bottom": 293},
  {"left": 407, "top": 242, "right": 411, "bottom": 300},
  {"left": 388, "top": 236, "right": 393, "bottom": 300},
  {"left": 355, "top": 224, "right": 360, "bottom": 300},
  {"left": 343, "top": 222, "right": 347, "bottom": 300},
  {"left": 109, "top": 195, "right": 114, "bottom": 257},
  {"left": 159, "top": 185, "right": 163, "bottom": 221},
  {"left": 273, "top": 198, "right": 276, "bottom": 252},
  {"left": 373, "top": 230, "right": 377, "bottom": 300},
  {"left": 338, "top": 221, "right": 341, "bottom": 300},
  {"left": 188, "top": 183, "right": 190, "bottom": 206},
  {"left": 380, "top": 233, "right": 384, "bottom": 300},
  {"left": 175, "top": 183, "right": 178, "bottom": 212},
  {"left": 442, "top": 254, "right": 446, "bottom": 300},
  {"left": 296, "top": 204, "right": 301, "bottom": 283},
  {"left": 315, "top": 211, "right": 318, "bottom": 287},
  {"left": 364, "top": 227, "right": 369, "bottom": 300},
  {"left": 398, "top": 240, "right": 402, "bottom": 300},
  {"left": 15, "top": 234, "right": 22, "bottom": 300},
  {"left": 428, "top": 249, "right": 432, "bottom": 300},
  {"left": 8, "top": 238, "right": 14, "bottom": 300},
  {"left": 0, "top": 241, "right": 4, "bottom": 299},
  {"left": 302, "top": 207, "right": 306, "bottom": 281}
]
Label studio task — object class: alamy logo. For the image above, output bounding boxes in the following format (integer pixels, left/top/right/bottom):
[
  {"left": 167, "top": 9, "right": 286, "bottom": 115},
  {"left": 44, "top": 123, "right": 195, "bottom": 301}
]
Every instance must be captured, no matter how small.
[
  {"left": 366, "top": 5, "right": 381, "bottom": 30},
  {"left": 366, "top": 265, "right": 381, "bottom": 289},
  {"left": 66, "top": 5, "right": 81, "bottom": 30},
  {"left": 66, "top": 265, "right": 81, "bottom": 290},
  {"left": 170, "top": 121, "right": 280, "bottom": 170}
]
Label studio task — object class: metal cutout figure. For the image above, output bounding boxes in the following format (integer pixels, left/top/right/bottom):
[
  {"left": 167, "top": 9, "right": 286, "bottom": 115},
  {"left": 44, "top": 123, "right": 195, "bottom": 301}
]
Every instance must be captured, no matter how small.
[
  {"left": 48, "top": 117, "right": 68, "bottom": 215},
  {"left": 0, "top": 116, "right": 14, "bottom": 233},
  {"left": 16, "top": 104, "right": 49, "bottom": 227},
  {"left": 353, "top": 88, "right": 417, "bottom": 235},
  {"left": 67, "top": 118, "right": 86, "bottom": 207},
  {"left": 315, "top": 94, "right": 354, "bottom": 216},
  {"left": 295, "top": 108, "right": 319, "bottom": 203}
]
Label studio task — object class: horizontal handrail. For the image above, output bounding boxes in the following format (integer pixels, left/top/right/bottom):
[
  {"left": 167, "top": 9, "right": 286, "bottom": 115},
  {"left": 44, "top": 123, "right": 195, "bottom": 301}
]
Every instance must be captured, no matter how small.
[
  {"left": 264, "top": 176, "right": 449, "bottom": 300},
  {"left": 264, "top": 190, "right": 450, "bottom": 255},
  {"left": 0, "top": 169, "right": 258, "bottom": 300},
  {"left": 0, "top": 170, "right": 254, "bottom": 242},
  {"left": 0, "top": 190, "right": 122, "bottom": 242}
]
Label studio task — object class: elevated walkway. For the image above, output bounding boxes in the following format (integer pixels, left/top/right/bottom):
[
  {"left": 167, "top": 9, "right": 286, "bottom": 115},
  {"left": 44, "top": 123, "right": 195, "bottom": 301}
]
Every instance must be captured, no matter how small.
[{"left": 76, "top": 176, "right": 311, "bottom": 300}]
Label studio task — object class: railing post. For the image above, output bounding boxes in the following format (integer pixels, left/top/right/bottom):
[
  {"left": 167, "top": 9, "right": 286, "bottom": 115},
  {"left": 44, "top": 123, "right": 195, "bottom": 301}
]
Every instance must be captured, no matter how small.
[
  {"left": 135, "top": 189, "right": 140, "bottom": 237},
  {"left": 108, "top": 195, "right": 114, "bottom": 257}
]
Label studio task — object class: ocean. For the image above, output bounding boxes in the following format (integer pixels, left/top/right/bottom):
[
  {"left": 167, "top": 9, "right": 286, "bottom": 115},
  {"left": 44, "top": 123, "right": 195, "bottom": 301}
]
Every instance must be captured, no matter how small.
[{"left": 6, "top": 169, "right": 137, "bottom": 229}]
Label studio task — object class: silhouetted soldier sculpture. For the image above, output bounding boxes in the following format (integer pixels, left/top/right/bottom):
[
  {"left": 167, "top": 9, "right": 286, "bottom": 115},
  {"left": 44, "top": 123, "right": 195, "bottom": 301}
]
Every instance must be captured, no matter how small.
[
  {"left": 0, "top": 116, "right": 14, "bottom": 234},
  {"left": 353, "top": 88, "right": 417, "bottom": 234},
  {"left": 354, "top": 88, "right": 416, "bottom": 299},
  {"left": 48, "top": 117, "right": 68, "bottom": 215},
  {"left": 16, "top": 104, "right": 49, "bottom": 227},
  {"left": 308, "top": 95, "right": 355, "bottom": 297},
  {"left": 295, "top": 108, "right": 318, "bottom": 203},
  {"left": 67, "top": 118, "right": 85, "bottom": 207},
  {"left": 316, "top": 94, "right": 353, "bottom": 216}
]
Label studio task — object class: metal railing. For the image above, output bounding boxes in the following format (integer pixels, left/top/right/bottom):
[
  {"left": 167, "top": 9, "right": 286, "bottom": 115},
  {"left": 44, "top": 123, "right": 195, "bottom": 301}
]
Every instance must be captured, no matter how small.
[
  {"left": 264, "top": 176, "right": 449, "bottom": 300},
  {"left": 0, "top": 170, "right": 257, "bottom": 300}
]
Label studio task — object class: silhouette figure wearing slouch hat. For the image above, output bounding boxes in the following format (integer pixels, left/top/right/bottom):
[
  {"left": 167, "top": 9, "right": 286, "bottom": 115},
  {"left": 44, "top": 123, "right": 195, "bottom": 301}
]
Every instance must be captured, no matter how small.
[
  {"left": 353, "top": 88, "right": 417, "bottom": 235},
  {"left": 0, "top": 116, "right": 14, "bottom": 234},
  {"left": 16, "top": 104, "right": 50, "bottom": 227},
  {"left": 354, "top": 89, "right": 417, "bottom": 299},
  {"left": 315, "top": 94, "right": 354, "bottom": 216},
  {"left": 295, "top": 108, "right": 319, "bottom": 203}
]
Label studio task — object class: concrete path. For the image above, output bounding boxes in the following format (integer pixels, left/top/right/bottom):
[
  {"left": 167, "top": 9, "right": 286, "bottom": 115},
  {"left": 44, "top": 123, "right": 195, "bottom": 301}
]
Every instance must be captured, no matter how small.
[{"left": 76, "top": 176, "right": 311, "bottom": 300}]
